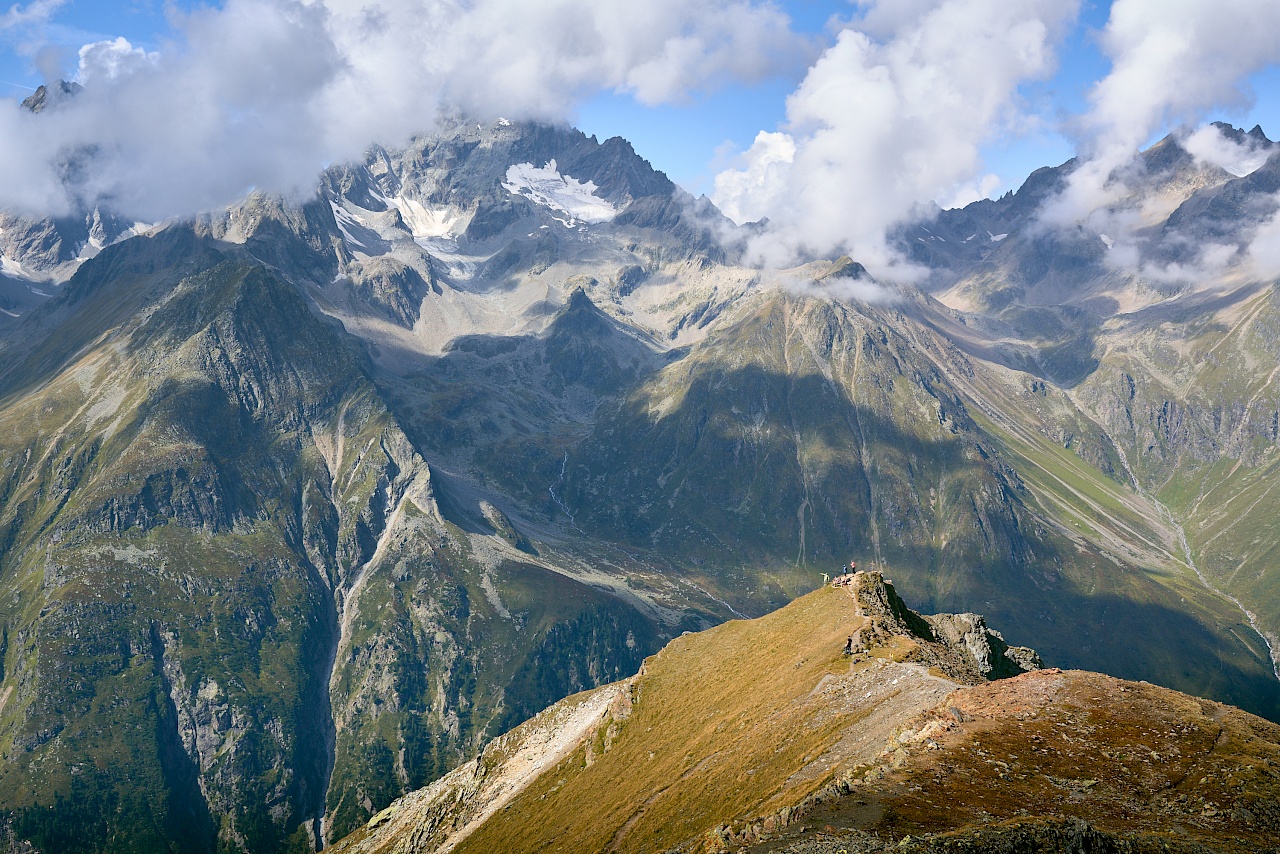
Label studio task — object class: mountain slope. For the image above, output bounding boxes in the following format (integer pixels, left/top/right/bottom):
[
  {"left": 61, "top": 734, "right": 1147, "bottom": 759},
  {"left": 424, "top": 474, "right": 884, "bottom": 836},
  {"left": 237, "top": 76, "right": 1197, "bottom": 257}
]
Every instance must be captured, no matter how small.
[
  {"left": 900, "top": 123, "right": 1280, "bottom": 693},
  {"left": 332, "top": 573, "right": 1280, "bottom": 854},
  {"left": 554, "top": 282, "right": 1280, "bottom": 718},
  {"left": 0, "top": 230, "right": 666, "bottom": 851}
]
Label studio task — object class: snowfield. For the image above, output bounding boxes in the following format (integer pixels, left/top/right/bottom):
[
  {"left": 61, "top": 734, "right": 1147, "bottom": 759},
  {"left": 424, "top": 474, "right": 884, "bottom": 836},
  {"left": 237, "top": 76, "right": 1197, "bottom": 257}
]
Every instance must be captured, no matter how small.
[{"left": 502, "top": 160, "right": 616, "bottom": 226}]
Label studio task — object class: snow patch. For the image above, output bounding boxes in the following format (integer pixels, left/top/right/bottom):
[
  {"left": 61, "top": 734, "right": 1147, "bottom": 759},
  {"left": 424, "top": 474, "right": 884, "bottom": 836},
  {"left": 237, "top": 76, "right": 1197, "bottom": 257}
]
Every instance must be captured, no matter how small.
[
  {"left": 330, "top": 202, "right": 369, "bottom": 249},
  {"left": 502, "top": 160, "right": 616, "bottom": 227},
  {"left": 988, "top": 231, "right": 1008, "bottom": 242},
  {"left": 387, "top": 196, "right": 463, "bottom": 240},
  {"left": 1, "top": 255, "right": 28, "bottom": 279},
  {"left": 1100, "top": 233, "right": 1115, "bottom": 249}
]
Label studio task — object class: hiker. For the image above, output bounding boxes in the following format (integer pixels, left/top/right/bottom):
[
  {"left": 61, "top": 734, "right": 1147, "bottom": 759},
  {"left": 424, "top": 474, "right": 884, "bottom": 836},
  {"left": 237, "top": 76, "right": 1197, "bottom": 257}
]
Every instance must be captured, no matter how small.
[
  {"left": 842, "top": 636, "right": 854, "bottom": 656},
  {"left": 848, "top": 559, "right": 857, "bottom": 574}
]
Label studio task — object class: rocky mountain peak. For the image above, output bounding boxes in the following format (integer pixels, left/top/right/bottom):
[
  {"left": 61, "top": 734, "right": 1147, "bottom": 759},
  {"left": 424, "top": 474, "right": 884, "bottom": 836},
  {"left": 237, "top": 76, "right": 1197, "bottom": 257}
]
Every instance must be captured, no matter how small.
[
  {"left": 21, "top": 79, "right": 82, "bottom": 113},
  {"left": 842, "top": 570, "right": 1042, "bottom": 683},
  {"left": 1212, "top": 120, "right": 1275, "bottom": 148}
]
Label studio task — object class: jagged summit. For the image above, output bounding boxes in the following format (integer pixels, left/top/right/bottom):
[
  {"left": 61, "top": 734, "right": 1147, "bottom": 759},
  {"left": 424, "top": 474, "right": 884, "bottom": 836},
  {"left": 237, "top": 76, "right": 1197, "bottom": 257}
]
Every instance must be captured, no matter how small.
[
  {"left": 332, "top": 574, "right": 1280, "bottom": 853},
  {"left": 1212, "top": 120, "right": 1274, "bottom": 147},
  {"left": 20, "top": 79, "right": 81, "bottom": 113}
]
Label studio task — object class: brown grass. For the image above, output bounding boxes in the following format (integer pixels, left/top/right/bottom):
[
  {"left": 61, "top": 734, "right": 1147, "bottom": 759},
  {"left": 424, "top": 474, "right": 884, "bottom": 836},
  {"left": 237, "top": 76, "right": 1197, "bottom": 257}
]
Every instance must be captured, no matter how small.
[
  {"left": 455, "top": 586, "right": 873, "bottom": 853},
  {"left": 868, "top": 670, "right": 1280, "bottom": 852}
]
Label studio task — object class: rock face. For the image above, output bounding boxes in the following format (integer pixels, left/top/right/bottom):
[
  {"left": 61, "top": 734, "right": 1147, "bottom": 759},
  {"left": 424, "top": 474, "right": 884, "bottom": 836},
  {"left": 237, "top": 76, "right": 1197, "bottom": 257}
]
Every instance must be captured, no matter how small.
[
  {"left": 330, "top": 578, "right": 1280, "bottom": 854},
  {"left": 844, "top": 572, "right": 1042, "bottom": 681},
  {"left": 20, "top": 80, "right": 82, "bottom": 113}
]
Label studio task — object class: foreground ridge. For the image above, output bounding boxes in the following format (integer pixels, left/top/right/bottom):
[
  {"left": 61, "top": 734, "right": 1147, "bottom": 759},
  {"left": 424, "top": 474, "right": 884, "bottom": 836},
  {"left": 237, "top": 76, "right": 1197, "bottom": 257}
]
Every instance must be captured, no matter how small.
[{"left": 334, "top": 572, "right": 1280, "bottom": 853}]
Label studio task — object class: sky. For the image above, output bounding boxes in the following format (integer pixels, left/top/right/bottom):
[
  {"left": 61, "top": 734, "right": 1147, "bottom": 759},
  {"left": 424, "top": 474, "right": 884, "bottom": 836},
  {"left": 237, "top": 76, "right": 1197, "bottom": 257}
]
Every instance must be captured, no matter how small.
[{"left": 1, "top": 0, "right": 1279, "bottom": 274}]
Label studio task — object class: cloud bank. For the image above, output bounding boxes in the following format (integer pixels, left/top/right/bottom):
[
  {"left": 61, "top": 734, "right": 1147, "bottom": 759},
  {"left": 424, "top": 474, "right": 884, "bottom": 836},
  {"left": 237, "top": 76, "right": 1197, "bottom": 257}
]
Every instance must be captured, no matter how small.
[
  {"left": 712, "top": 0, "right": 1080, "bottom": 276},
  {"left": 4, "top": 0, "right": 1280, "bottom": 284},
  {"left": 0, "top": 0, "right": 807, "bottom": 220}
]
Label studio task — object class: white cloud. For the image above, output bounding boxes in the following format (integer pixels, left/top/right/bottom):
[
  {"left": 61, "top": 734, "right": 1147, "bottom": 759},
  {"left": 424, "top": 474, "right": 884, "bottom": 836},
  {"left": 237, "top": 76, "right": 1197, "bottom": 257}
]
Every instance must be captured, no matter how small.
[
  {"left": 940, "top": 173, "right": 1002, "bottom": 211},
  {"left": 1120, "top": 242, "right": 1240, "bottom": 285},
  {"left": 712, "top": 0, "right": 1079, "bottom": 275},
  {"left": 0, "top": 0, "right": 63, "bottom": 33},
  {"left": 76, "top": 38, "right": 158, "bottom": 85},
  {"left": 0, "top": 0, "right": 809, "bottom": 220},
  {"left": 1247, "top": 199, "right": 1280, "bottom": 281},
  {"left": 711, "top": 130, "right": 795, "bottom": 224},
  {"left": 1044, "top": 0, "right": 1280, "bottom": 226},
  {"left": 1183, "top": 123, "right": 1273, "bottom": 178},
  {"left": 797, "top": 273, "right": 898, "bottom": 304}
]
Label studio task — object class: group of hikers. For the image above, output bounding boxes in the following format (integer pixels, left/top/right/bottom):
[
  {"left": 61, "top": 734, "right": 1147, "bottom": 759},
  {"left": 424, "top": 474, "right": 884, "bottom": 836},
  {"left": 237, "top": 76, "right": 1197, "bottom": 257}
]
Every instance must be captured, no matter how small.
[{"left": 823, "top": 559, "right": 859, "bottom": 587}]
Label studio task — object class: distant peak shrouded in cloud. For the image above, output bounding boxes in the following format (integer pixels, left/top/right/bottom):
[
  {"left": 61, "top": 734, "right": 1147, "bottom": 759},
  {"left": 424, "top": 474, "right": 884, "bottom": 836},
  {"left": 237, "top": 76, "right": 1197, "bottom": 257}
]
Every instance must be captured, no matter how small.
[
  {"left": 0, "top": 0, "right": 809, "bottom": 221},
  {"left": 1183, "top": 122, "right": 1275, "bottom": 179},
  {"left": 711, "top": 0, "right": 1081, "bottom": 278},
  {"left": 1042, "top": 0, "right": 1280, "bottom": 229}
]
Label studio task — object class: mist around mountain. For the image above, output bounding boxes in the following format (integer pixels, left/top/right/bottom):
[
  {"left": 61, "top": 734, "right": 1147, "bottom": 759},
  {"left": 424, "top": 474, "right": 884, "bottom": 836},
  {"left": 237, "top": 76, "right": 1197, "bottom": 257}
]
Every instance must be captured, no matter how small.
[{"left": 0, "top": 115, "right": 1279, "bottom": 852}]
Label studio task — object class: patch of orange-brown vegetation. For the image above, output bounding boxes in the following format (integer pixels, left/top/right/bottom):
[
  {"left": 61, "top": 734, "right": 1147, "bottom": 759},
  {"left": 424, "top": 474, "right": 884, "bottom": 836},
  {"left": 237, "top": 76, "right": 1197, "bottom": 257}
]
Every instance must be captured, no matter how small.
[{"left": 868, "top": 669, "right": 1280, "bottom": 852}]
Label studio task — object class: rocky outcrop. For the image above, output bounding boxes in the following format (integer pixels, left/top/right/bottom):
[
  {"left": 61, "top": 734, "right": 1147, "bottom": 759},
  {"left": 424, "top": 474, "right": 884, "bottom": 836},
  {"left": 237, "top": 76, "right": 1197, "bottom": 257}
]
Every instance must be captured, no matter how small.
[
  {"left": 845, "top": 571, "right": 1042, "bottom": 683},
  {"left": 926, "top": 612, "right": 1043, "bottom": 679}
]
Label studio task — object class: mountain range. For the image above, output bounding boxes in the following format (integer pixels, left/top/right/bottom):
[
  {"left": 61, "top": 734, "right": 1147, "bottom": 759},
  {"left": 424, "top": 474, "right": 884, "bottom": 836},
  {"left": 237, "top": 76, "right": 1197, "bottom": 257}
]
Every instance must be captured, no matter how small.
[{"left": 0, "top": 97, "right": 1279, "bottom": 851}]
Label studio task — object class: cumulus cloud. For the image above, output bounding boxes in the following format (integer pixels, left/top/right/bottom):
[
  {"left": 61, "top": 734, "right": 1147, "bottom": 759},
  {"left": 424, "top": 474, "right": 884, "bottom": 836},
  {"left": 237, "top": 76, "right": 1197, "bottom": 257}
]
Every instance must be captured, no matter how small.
[
  {"left": 712, "top": 0, "right": 1079, "bottom": 276},
  {"left": 711, "top": 130, "right": 795, "bottom": 224},
  {"left": 0, "top": 0, "right": 808, "bottom": 220},
  {"left": 76, "top": 37, "right": 159, "bottom": 85},
  {"left": 1044, "top": 0, "right": 1280, "bottom": 226}
]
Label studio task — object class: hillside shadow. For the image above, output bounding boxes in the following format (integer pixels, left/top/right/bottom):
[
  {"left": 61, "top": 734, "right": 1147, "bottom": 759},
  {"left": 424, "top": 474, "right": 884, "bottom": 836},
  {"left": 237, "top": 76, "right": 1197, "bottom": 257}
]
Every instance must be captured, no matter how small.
[
  {"left": 983, "top": 587, "right": 1280, "bottom": 724},
  {"left": 543, "top": 355, "right": 1280, "bottom": 723}
]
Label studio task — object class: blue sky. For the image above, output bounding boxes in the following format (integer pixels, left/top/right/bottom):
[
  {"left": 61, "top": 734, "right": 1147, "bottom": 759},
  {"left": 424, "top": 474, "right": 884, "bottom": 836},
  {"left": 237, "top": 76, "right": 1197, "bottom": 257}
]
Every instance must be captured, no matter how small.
[
  {"left": 572, "top": 0, "right": 1280, "bottom": 197},
  {"left": 1, "top": 1, "right": 1278, "bottom": 204}
]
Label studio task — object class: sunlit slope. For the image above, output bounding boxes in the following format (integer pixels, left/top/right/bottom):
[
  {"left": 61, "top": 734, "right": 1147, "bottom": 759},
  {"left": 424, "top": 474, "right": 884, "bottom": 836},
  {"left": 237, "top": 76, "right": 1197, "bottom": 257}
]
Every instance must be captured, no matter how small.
[
  {"left": 334, "top": 573, "right": 1037, "bottom": 854},
  {"left": 335, "top": 575, "right": 1280, "bottom": 854}
]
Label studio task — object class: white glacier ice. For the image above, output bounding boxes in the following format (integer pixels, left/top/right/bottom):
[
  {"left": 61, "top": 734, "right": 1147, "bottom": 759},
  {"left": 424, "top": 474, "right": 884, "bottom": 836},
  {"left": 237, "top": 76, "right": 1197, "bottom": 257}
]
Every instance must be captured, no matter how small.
[{"left": 502, "top": 160, "right": 616, "bottom": 227}]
